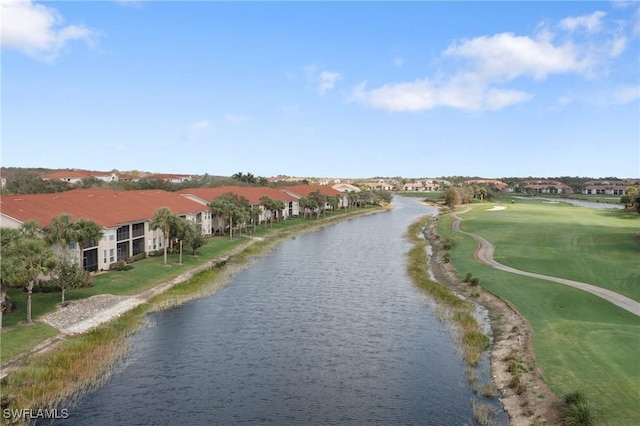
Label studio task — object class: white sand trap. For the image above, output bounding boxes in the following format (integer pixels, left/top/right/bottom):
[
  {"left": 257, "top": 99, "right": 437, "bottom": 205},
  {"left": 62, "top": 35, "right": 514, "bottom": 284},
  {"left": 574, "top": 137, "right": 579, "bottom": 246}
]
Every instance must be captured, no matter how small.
[
  {"left": 542, "top": 201, "right": 559, "bottom": 204},
  {"left": 487, "top": 206, "right": 506, "bottom": 211}
]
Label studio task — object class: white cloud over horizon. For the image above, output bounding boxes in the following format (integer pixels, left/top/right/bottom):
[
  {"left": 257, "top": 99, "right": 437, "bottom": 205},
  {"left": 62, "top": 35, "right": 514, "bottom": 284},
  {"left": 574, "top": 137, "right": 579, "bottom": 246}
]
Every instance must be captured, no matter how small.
[
  {"left": 1, "top": 0, "right": 95, "bottom": 62},
  {"left": 351, "top": 10, "right": 633, "bottom": 112}
]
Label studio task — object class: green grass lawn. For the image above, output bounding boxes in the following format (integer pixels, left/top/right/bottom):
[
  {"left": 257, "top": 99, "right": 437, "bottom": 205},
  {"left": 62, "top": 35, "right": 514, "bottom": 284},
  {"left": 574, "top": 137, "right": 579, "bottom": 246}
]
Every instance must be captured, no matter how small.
[{"left": 438, "top": 202, "right": 640, "bottom": 425}]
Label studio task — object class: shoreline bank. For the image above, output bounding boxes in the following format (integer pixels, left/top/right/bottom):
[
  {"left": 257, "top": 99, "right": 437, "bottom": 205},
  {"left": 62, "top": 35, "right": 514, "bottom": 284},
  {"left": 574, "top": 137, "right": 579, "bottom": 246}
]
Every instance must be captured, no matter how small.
[{"left": 421, "top": 210, "right": 560, "bottom": 425}]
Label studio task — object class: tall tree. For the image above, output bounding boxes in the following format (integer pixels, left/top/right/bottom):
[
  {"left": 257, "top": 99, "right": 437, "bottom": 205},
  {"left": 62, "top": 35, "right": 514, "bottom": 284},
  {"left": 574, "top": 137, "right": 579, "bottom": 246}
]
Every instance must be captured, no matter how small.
[
  {"left": 444, "top": 187, "right": 461, "bottom": 210},
  {"left": 44, "top": 214, "right": 74, "bottom": 249},
  {"left": 53, "top": 257, "right": 89, "bottom": 303},
  {"left": 260, "top": 196, "right": 275, "bottom": 228},
  {"left": 0, "top": 228, "right": 23, "bottom": 329},
  {"left": 150, "top": 207, "right": 173, "bottom": 265},
  {"left": 4, "top": 237, "right": 57, "bottom": 323},
  {"left": 184, "top": 223, "right": 207, "bottom": 255},
  {"left": 71, "top": 219, "right": 104, "bottom": 271}
]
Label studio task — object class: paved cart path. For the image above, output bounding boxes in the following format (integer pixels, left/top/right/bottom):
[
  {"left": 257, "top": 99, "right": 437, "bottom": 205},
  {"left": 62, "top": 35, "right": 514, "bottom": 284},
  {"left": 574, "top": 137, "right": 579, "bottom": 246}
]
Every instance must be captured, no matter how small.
[{"left": 450, "top": 208, "right": 640, "bottom": 317}]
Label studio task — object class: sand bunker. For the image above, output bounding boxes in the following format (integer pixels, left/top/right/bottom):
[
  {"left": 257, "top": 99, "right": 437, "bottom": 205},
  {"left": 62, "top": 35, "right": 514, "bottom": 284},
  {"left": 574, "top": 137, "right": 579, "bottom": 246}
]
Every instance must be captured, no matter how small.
[{"left": 487, "top": 206, "right": 506, "bottom": 211}]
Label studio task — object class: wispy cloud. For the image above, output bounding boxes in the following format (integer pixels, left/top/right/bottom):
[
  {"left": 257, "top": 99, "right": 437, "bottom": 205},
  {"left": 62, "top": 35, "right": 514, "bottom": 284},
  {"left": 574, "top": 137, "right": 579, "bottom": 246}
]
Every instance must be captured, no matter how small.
[
  {"left": 351, "top": 10, "right": 632, "bottom": 112},
  {"left": 393, "top": 56, "right": 404, "bottom": 67},
  {"left": 559, "top": 11, "right": 606, "bottom": 33},
  {"left": 305, "top": 65, "right": 342, "bottom": 95},
  {"left": 1, "top": 0, "right": 96, "bottom": 62},
  {"left": 608, "top": 85, "right": 640, "bottom": 105},
  {"left": 187, "top": 120, "right": 213, "bottom": 139}
]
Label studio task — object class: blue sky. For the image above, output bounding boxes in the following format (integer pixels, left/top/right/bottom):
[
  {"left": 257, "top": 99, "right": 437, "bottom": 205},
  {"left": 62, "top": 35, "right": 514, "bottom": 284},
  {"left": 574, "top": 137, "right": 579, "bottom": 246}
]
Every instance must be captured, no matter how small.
[{"left": 2, "top": 1, "right": 639, "bottom": 179}]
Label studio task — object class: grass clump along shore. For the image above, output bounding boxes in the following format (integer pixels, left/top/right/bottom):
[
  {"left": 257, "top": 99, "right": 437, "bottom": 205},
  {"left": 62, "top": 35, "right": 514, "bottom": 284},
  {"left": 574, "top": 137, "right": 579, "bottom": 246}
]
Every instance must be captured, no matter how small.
[
  {"left": 404, "top": 216, "right": 490, "bottom": 366},
  {"left": 1, "top": 205, "right": 388, "bottom": 421},
  {"left": 437, "top": 198, "right": 640, "bottom": 425}
]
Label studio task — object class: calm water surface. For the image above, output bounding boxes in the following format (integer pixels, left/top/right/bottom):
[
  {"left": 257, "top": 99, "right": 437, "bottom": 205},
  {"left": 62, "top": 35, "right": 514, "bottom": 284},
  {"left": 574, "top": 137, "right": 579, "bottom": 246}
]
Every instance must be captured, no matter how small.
[{"left": 58, "top": 197, "right": 505, "bottom": 425}]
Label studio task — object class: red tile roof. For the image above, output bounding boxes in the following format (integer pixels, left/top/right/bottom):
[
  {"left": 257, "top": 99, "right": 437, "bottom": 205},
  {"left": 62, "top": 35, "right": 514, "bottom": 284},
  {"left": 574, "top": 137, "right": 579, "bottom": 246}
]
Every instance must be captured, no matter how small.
[
  {"left": 180, "top": 186, "right": 297, "bottom": 205},
  {"left": 0, "top": 188, "right": 208, "bottom": 228}
]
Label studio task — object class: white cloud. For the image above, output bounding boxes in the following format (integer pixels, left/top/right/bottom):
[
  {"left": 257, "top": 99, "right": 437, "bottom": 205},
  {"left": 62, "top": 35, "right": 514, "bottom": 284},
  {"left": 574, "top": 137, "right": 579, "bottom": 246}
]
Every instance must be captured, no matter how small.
[
  {"left": 352, "top": 10, "right": 632, "bottom": 112},
  {"left": 187, "top": 120, "right": 213, "bottom": 139},
  {"left": 610, "top": 85, "right": 640, "bottom": 105},
  {"left": 443, "top": 32, "right": 590, "bottom": 81},
  {"left": 559, "top": 11, "right": 607, "bottom": 33},
  {"left": 393, "top": 56, "right": 404, "bottom": 67},
  {"left": 352, "top": 76, "right": 533, "bottom": 112},
  {"left": 305, "top": 65, "right": 342, "bottom": 95},
  {"left": 1, "top": 0, "right": 95, "bottom": 62},
  {"left": 318, "top": 71, "right": 342, "bottom": 95},
  {"left": 610, "top": 1, "right": 636, "bottom": 10}
]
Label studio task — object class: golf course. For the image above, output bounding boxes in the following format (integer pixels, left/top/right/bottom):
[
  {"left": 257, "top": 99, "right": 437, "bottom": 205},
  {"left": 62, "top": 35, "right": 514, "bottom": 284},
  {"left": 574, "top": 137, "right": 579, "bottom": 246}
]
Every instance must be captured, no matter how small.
[{"left": 437, "top": 197, "right": 640, "bottom": 425}]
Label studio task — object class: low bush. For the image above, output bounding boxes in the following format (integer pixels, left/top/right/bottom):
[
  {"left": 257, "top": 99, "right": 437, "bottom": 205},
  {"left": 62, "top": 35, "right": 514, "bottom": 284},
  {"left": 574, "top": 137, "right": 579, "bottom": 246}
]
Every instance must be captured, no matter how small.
[
  {"left": 125, "top": 252, "right": 146, "bottom": 263},
  {"left": 559, "top": 392, "right": 596, "bottom": 425},
  {"left": 109, "top": 260, "right": 126, "bottom": 271}
]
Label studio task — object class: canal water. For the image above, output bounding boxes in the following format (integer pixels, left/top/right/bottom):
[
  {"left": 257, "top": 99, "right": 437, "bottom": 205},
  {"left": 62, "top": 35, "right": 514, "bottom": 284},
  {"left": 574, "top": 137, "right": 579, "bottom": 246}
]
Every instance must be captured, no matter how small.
[{"left": 58, "top": 196, "right": 504, "bottom": 425}]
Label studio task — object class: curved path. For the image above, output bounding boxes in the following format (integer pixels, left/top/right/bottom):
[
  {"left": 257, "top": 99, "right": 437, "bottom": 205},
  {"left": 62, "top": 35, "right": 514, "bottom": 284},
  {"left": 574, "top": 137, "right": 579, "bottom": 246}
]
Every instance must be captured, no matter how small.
[{"left": 450, "top": 209, "right": 640, "bottom": 316}]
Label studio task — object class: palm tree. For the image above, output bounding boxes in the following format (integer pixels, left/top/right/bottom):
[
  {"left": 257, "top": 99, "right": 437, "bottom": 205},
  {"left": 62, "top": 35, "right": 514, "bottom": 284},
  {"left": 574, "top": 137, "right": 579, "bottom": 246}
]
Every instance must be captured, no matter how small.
[
  {"left": 260, "top": 196, "right": 274, "bottom": 228},
  {"left": 71, "top": 219, "right": 104, "bottom": 271},
  {"left": 44, "top": 214, "right": 74, "bottom": 259},
  {"left": 4, "top": 237, "right": 57, "bottom": 323},
  {"left": 208, "top": 199, "right": 228, "bottom": 235},
  {"left": 150, "top": 207, "right": 173, "bottom": 265},
  {"left": 45, "top": 214, "right": 73, "bottom": 244},
  {"left": 272, "top": 199, "right": 285, "bottom": 223}
]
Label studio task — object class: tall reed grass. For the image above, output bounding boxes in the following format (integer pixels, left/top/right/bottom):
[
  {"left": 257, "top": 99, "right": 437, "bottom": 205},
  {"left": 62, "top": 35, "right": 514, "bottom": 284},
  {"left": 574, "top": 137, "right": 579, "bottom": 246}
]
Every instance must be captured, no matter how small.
[{"left": 404, "top": 216, "right": 489, "bottom": 366}]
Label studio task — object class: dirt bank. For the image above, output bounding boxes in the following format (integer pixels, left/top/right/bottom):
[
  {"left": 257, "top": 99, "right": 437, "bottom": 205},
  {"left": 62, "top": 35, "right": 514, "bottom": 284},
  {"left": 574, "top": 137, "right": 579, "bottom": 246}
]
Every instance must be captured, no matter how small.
[{"left": 423, "top": 213, "right": 561, "bottom": 425}]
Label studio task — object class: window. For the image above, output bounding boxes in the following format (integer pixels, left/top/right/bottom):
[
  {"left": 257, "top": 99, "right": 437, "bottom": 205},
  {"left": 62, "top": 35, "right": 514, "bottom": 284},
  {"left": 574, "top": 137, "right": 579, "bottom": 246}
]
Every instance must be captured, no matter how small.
[
  {"left": 103, "top": 250, "right": 107, "bottom": 264},
  {"left": 109, "top": 249, "right": 115, "bottom": 263},
  {"left": 153, "top": 238, "right": 157, "bottom": 250},
  {"left": 117, "top": 225, "right": 130, "bottom": 241},
  {"left": 109, "top": 232, "right": 115, "bottom": 241},
  {"left": 132, "top": 222, "right": 145, "bottom": 238}
]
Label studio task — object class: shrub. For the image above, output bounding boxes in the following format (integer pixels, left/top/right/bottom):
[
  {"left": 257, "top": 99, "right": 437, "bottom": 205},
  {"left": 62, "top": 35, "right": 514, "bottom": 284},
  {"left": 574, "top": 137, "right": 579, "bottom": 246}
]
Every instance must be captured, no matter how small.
[
  {"left": 442, "top": 238, "right": 456, "bottom": 250},
  {"left": 443, "top": 253, "right": 451, "bottom": 263},
  {"left": 116, "top": 264, "right": 134, "bottom": 272},
  {"left": 469, "top": 277, "right": 480, "bottom": 286},
  {"left": 463, "top": 272, "right": 472, "bottom": 283},
  {"left": 125, "top": 252, "right": 146, "bottom": 263},
  {"left": 560, "top": 392, "right": 596, "bottom": 426},
  {"left": 109, "top": 260, "right": 126, "bottom": 271}
]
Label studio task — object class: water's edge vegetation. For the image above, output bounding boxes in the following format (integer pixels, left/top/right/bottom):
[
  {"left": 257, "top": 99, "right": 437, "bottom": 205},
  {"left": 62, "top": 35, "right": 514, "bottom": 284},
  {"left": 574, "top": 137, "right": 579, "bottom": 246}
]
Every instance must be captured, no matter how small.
[{"left": 404, "top": 215, "right": 490, "bottom": 366}]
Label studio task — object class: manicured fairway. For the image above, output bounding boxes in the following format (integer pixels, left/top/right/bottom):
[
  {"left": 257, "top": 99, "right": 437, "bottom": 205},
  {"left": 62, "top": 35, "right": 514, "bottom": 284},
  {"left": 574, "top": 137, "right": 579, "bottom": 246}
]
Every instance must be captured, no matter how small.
[
  {"left": 458, "top": 199, "right": 640, "bottom": 302},
  {"left": 437, "top": 201, "right": 640, "bottom": 426}
]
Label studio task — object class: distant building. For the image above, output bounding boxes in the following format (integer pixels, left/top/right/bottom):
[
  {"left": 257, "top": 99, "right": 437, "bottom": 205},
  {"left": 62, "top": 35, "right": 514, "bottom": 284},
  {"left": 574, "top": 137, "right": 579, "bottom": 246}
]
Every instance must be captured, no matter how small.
[
  {"left": 42, "top": 170, "right": 119, "bottom": 184},
  {"left": 148, "top": 173, "right": 192, "bottom": 184},
  {"left": 332, "top": 183, "right": 361, "bottom": 193},
  {"left": 582, "top": 180, "right": 628, "bottom": 195},
  {"left": 521, "top": 180, "right": 572, "bottom": 195}
]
